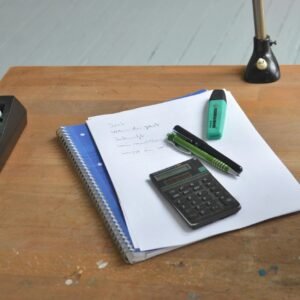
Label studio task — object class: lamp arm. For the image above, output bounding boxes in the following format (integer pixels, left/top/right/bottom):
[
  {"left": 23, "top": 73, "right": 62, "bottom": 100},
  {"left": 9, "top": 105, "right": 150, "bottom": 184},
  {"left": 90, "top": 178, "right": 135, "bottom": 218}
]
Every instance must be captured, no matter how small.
[
  {"left": 253, "top": 0, "right": 266, "bottom": 39},
  {"left": 244, "top": 0, "right": 280, "bottom": 83}
]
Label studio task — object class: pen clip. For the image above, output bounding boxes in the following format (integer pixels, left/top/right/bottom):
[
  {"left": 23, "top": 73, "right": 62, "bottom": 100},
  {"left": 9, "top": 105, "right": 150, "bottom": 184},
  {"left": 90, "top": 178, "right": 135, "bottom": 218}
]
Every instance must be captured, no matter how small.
[
  {"left": 173, "top": 126, "right": 194, "bottom": 144},
  {"left": 167, "top": 138, "right": 191, "bottom": 155}
]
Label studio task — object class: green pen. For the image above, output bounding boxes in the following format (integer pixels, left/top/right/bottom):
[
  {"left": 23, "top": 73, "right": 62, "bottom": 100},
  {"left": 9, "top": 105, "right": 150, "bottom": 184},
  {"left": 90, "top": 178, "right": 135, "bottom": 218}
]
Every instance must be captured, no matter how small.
[{"left": 167, "top": 132, "right": 238, "bottom": 176}]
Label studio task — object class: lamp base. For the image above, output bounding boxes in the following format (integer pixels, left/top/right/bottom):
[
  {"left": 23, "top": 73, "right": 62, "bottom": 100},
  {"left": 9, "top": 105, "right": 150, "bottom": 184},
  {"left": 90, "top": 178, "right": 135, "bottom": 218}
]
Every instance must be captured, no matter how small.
[{"left": 244, "top": 36, "right": 280, "bottom": 83}]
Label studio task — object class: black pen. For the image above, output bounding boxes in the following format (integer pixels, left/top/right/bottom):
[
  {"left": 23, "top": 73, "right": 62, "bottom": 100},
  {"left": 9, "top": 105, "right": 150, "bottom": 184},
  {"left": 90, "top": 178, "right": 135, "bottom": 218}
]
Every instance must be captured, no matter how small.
[{"left": 173, "top": 125, "right": 243, "bottom": 175}]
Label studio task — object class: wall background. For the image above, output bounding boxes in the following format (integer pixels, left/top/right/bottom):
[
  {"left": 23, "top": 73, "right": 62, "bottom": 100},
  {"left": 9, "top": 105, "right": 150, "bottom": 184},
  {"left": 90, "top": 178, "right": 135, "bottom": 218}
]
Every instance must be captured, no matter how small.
[{"left": 0, "top": 0, "right": 299, "bottom": 78}]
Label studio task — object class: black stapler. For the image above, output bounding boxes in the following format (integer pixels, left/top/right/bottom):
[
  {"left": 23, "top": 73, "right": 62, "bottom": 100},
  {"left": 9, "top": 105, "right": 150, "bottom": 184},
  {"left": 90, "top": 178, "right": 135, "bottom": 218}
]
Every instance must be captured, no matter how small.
[{"left": 0, "top": 96, "right": 27, "bottom": 171}]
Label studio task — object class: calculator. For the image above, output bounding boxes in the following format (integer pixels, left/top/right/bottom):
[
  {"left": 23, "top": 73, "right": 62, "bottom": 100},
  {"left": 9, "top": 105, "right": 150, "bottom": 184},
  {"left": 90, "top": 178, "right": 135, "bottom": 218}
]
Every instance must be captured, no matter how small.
[{"left": 150, "top": 158, "right": 241, "bottom": 229}]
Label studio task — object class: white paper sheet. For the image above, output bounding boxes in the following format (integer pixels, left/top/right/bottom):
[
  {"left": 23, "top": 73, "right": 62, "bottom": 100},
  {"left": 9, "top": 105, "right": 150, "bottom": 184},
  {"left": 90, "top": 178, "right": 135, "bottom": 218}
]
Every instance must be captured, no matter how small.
[{"left": 87, "top": 91, "right": 300, "bottom": 251}]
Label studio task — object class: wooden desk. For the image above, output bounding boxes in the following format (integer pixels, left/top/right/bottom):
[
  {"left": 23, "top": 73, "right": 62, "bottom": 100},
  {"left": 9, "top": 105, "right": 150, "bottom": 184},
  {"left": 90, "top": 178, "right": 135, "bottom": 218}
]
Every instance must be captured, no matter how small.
[{"left": 0, "top": 66, "right": 299, "bottom": 300}]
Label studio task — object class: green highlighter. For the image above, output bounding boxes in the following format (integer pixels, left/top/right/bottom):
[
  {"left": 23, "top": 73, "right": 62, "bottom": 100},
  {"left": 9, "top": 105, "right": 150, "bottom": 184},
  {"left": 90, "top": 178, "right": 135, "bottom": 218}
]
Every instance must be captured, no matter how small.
[{"left": 207, "top": 89, "right": 227, "bottom": 140}]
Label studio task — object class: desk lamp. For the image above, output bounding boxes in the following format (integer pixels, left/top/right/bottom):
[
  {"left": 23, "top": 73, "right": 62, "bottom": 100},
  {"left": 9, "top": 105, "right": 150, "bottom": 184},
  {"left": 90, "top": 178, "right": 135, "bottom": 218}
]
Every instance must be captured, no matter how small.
[{"left": 244, "top": 0, "right": 280, "bottom": 83}]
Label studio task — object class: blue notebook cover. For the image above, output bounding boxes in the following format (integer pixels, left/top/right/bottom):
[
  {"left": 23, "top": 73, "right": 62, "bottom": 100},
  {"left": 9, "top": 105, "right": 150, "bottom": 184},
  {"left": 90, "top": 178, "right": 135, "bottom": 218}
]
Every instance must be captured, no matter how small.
[
  {"left": 57, "top": 124, "right": 151, "bottom": 263},
  {"left": 57, "top": 89, "right": 205, "bottom": 263},
  {"left": 65, "top": 124, "right": 132, "bottom": 241}
]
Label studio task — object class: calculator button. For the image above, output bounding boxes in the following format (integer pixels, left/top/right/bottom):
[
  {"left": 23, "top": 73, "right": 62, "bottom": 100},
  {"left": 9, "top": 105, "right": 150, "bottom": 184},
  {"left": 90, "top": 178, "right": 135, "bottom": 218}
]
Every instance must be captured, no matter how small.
[
  {"left": 172, "top": 193, "right": 181, "bottom": 199},
  {"left": 196, "top": 190, "right": 208, "bottom": 197},
  {"left": 224, "top": 197, "right": 234, "bottom": 204},
  {"left": 199, "top": 207, "right": 210, "bottom": 216},
  {"left": 211, "top": 205, "right": 220, "bottom": 211},
  {"left": 220, "top": 196, "right": 234, "bottom": 206},
  {"left": 169, "top": 189, "right": 176, "bottom": 195},
  {"left": 184, "top": 204, "right": 193, "bottom": 212}
]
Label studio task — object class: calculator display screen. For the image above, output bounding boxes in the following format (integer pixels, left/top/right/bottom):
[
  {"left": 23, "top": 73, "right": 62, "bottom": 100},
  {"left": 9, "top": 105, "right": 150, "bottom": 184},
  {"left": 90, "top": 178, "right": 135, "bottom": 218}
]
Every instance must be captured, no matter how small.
[
  {"left": 163, "top": 172, "right": 192, "bottom": 185},
  {"left": 153, "top": 164, "right": 191, "bottom": 181}
]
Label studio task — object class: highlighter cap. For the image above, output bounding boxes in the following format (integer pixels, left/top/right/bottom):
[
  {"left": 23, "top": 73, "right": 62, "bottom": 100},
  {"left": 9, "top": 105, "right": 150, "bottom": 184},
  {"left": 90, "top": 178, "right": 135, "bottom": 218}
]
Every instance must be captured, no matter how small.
[
  {"left": 209, "top": 89, "right": 227, "bottom": 102},
  {"left": 207, "top": 90, "right": 227, "bottom": 140}
]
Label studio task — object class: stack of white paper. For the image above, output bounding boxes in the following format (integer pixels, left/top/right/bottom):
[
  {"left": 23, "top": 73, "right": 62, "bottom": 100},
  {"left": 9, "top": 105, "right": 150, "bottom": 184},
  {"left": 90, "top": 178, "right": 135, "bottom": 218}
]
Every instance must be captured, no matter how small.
[{"left": 87, "top": 90, "right": 300, "bottom": 251}]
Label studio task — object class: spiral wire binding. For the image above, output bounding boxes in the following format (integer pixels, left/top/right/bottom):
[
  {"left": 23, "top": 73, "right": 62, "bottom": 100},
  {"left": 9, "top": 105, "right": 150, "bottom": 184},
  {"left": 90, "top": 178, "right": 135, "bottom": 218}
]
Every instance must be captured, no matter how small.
[{"left": 57, "top": 127, "right": 135, "bottom": 263}]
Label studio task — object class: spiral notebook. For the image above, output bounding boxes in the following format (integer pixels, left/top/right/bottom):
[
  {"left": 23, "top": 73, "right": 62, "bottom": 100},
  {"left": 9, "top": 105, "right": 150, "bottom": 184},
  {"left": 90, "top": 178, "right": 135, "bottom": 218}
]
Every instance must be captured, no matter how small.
[
  {"left": 57, "top": 123, "right": 176, "bottom": 263},
  {"left": 56, "top": 90, "right": 206, "bottom": 262}
]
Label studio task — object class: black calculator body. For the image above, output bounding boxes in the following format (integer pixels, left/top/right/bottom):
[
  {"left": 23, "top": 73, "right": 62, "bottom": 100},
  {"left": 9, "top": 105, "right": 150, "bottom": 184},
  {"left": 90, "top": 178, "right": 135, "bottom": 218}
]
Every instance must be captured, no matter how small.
[{"left": 150, "top": 158, "right": 241, "bottom": 229}]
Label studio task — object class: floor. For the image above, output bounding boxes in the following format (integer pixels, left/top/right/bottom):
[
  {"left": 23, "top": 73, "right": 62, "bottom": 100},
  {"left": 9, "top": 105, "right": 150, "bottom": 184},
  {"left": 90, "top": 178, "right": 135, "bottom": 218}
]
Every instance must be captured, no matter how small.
[{"left": 0, "top": 0, "right": 299, "bottom": 79}]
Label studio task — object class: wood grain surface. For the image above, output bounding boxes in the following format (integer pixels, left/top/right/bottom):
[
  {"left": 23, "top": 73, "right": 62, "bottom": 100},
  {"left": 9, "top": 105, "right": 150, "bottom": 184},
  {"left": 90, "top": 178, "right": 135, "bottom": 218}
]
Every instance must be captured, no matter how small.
[{"left": 0, "top": 66, "right": 299, "bottom": 300}]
